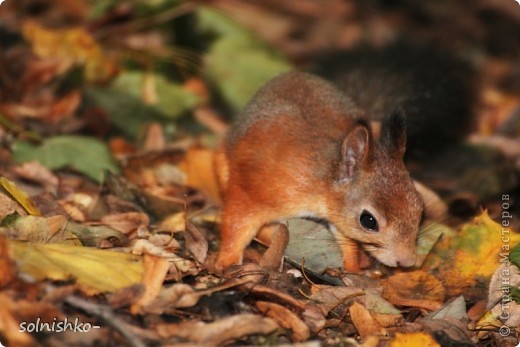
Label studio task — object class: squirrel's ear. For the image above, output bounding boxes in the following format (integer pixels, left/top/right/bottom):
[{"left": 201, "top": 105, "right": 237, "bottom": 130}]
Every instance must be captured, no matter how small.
[
  {"left": 381, "top": 108, "right": 407, "bottom": 158},
  {"left": 339, "top": 120, "right": 371, "bottom": 183}
]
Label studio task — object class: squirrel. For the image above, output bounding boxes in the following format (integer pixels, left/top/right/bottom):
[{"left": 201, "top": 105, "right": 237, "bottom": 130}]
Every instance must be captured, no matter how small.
[{"left": 214, "top": 71, "right": 424, "bottom": 272}]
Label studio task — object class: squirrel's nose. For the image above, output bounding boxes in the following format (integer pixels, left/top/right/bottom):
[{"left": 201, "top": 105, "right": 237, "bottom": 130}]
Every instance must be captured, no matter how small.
[{"left": 396, "top": 254, "right": 416, "bottom": 267}]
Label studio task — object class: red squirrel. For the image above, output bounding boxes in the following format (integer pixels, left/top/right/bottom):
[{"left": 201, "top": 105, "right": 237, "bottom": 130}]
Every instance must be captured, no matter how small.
[{"left": 214, "top": 71, "right": 424, "bottom": 272}]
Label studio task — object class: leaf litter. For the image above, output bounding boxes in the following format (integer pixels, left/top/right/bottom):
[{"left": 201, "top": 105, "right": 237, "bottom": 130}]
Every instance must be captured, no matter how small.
[{"left": 0, "top": 0, "right": 519, "bottom": 346}]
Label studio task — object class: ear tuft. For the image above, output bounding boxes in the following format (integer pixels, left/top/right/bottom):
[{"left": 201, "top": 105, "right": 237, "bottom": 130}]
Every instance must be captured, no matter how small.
[
  {"left": 339, "top": 119, "right": 371, "bottom": 183},
  {"left": 381, "top": 108, "right": 407, "bottom": 157}
]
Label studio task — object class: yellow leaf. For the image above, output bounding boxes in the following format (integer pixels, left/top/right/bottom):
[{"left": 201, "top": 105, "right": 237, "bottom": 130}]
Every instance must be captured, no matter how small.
[
  {"left": 390, "top": 332, "right": 440, "bottom": 347},
  {"left": 178, "top": 147, "right": 221, "bottom": 203},
  {"left": 22, "top": 21, "right": 116, "bottom": 82},
  {"left": 435, "top": 211, "right": 520, "bottom": 294},
  {"left": 0, "top": 177, "right": 41, "bottom": 216},
  {"left": 9, "top": 241, "right": 143, "bottom": 295}
]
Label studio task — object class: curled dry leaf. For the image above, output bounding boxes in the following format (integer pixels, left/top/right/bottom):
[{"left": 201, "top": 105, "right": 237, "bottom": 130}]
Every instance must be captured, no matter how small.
[
  {"left": 256, "top": 300, "right": 310, "bottom": 342},
  {"left": 349, "top": 301, "right": 386, "bottom": 339},
  {"left": 185, "top": 220, "right": 208, "bottom": 264},
  {"left": 130, "top": 255, "right": 170, "bottom": 314},
  {"left": 131, "top": 239, "right": 198, "bottom": 280},
  {"left": 244, "top": 281, "right": 327, "bottom": 333},
  {"left": 156, "top": 313, "right": 279, "bottom": 345},
  {"left": 100, "top": 211, "right": 150, "bottom": 235}
]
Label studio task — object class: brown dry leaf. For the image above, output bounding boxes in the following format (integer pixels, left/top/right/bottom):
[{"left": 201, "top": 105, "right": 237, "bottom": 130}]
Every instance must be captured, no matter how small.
[
  {"left": 12, "top": 161, "right": 59, "bottom": 193},
  {"left": 22, "top": 21, "right": 117, "bottom": 82},
  {"left": 382, "top": 271, "right": 445, "bottom": 310},
  {"left": 156, "top": 313, "right": 279, "bottom": 345},
  {"left": 0, "top": 193, "right": 27, "bottom": 219},
  {"left": 310, "top": 286, "right": 365, "bottom": 314},
  {"left": 256, "top": 301, "right": 310, "bottom": 342},
  {"left": 242, "top": 280, "right": 327, "bottom": 334},
  {"left": 0, "top": 294, "right": 36, "bottom": 347},
  {"left": 185, "top": 220, "right": 208, "bottom": 264},
  {"left": 130, "top": 254, "right": 170, "bottom": 314},
  {"left": 48, "top": 90, "right": 81, "bottom": 122},
  {"left": 144, "top": 277, "right": 252, "bottom": 314},
  {"left": 421, "top": 318, "right": 474, "bottom": 346},
  {"left": 349, "top": 301, "right": 386, "bottom": 339},
  {"left": 100, "top": 211, "right": 150, "bottom": 235},
  {"left": 0, "top": 236, "right": 16, "bottom": 287},
  {"left": 389, "top": 332, "right": 440, "bottom": 347}
]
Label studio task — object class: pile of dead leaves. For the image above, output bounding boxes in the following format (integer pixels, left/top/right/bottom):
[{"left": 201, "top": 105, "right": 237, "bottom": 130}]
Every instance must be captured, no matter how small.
[{"left": 0, "top": 0, "right": 520, "bottom": 346}]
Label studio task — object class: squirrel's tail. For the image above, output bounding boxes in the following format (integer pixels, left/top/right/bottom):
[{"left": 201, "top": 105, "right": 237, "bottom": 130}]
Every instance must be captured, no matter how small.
[{"left": 313, "top": 42, "right": 477, "bottom": 158}]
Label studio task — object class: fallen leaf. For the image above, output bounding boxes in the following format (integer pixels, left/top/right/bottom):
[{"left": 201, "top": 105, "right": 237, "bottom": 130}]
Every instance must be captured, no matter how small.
[
  {"left": 22, "top": 20, "right": 117, "bottom": 82},
  {"left": 436, "top": 211, "right": 520, "bottom": 296},
  {"left": 349, "top": 301, "right": 386, "bottom": 339},
  {"left": 9, "top": 241, "right": 143, "bottom": 295},
  {"left": 1, "top": 214, "right": 77, "bottom": 245},
  {"left": 111, "top": 71, "right": 201, "bottom": 118},
  {"left": 199, "top": 6, "right": 292, "bottom": 111},
  {"left": 310, "top": 286, "right": 365, "bottom": 314},
  {"left": 256, "top": 300, "right": 310, "bottom": 341},
  {"left": 13, "top": 136, "right": 119, "bottom": 183},
  {"left": 0, "top": 294, "right": 37, "bottom": 347},
  {"left": 130, "top": 255, "right": 170, "bottom": 314},
  {"left": 427, "top": 296, "right": 467, "bottom": 320},
  {"left": 12, "top": 161, "right": 59, "bottom": 193},
  {"left": 382, "top": 271, "right": 445, "bottom": 309},
  {"left": 0, "top": 193, "right": 28, "bottom": 219},
  {"left": 0, "top": 177, "right": 41, "bottom": 216},
  {"left": 157, "top": 313, "right": 279, "bottom": 345},
  {"left": 185, "top": 220, "right": 208, "bottom": 264},
  {"left": 100, "top": 212, "right": 150, "bottom": 235},
  {"left": 284, "top": 218, "right": 343, "bottom": 273},
  {"left": 0, "top": 236, "right": 16, "bottom": 288},
  {"left": 178, "top": 147, "right": 221, "bottom": 202},
  {"left": 389, "top": 332, "right": 440, "bottom": 347},
  {"left": 85, "top": 88, "right": 171, "bottom": 139}
]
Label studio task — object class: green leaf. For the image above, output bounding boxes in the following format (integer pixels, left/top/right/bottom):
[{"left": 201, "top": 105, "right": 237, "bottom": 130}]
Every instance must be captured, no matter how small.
[
  {"left": 111, "top": 71, "right": 201, "bottom": 117},
  {"left": 13, "top": 136, "right": 118, "bottom": 182},
  {"left": 85, "top": 87, "right": 171, "bottom": 139},
  {"left": 284, "top": 219, "right": 342, "bottom": 273},
  {"left": 197, "top": 7, "right": 292, "bottom": 111}
]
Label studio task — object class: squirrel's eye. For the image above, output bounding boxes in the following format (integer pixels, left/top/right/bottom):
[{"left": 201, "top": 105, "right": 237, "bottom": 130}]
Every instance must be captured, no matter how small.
[{"left": 360, "top": 211, "right": 378, "bottom": 231}]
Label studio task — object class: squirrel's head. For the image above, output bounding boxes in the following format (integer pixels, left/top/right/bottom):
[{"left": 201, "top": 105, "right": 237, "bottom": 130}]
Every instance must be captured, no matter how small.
[{"left": 332, "top": 109, "right": 424, "bottom": 268}]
